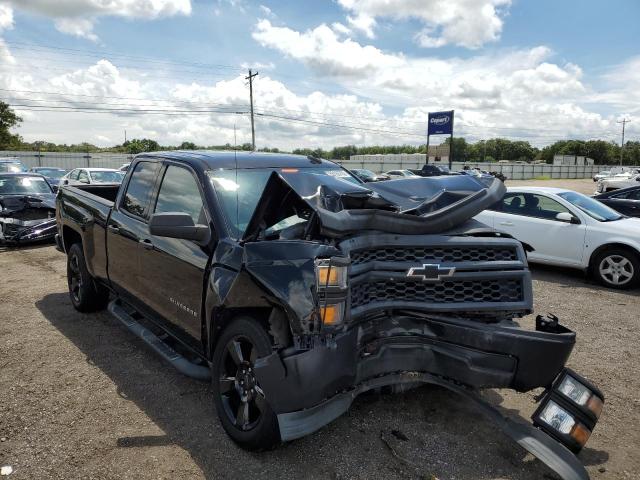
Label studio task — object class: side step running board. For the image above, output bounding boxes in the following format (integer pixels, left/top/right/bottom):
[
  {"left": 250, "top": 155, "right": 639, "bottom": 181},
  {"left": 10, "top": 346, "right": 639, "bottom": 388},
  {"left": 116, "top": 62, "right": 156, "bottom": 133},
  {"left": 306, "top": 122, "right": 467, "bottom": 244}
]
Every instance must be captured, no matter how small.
[{"left": 108, "top": 300, "right": 211, "bottom": 381}]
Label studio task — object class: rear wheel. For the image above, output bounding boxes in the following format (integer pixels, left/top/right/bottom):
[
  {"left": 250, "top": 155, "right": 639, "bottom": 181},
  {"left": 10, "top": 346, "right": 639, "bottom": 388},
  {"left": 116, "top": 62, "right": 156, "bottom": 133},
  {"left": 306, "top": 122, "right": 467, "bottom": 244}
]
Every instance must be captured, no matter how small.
[
  {"left": 593, "top": 247, "right": 640, "bottom": 289},
  {"left": 67, "top": 243, "right": 110, "bottom": 312},
  {"left": 211, "top": 317, "right": 280, "bottom": 450}
]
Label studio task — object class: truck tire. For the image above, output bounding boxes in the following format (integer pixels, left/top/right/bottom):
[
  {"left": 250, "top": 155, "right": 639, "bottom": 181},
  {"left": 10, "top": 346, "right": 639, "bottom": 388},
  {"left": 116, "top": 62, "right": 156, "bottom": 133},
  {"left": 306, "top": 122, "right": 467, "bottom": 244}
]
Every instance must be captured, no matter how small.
[
  {"left": 593, "top": 247, "right": 640, "bottom": 290},
  {"left": 211, "top": 317, "right": 280, "bottom": 450},
  {"left": 67, "top": 243, "right": 110, "bottom": 312}
]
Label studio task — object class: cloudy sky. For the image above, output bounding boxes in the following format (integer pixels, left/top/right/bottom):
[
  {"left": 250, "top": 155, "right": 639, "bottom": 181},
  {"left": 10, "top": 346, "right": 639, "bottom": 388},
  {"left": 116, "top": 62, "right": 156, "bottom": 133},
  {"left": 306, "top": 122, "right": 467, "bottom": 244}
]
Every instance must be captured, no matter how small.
[{"left": 0, "top": 0, "right": 638, "bottom": 149}]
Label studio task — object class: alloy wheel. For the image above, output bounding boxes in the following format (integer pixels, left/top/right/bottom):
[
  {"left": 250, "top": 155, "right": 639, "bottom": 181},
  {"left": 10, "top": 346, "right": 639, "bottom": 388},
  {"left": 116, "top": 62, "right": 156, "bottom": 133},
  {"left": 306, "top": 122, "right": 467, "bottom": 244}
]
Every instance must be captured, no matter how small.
[
  {"left": 218, "top": 335, "right": 267, "bottom": 431},
  {"left": 68, "top": 253, "right": 83, "bottom": 302},
  {"left": 599, "top": 254, "right": 634, "bottom": 286}
]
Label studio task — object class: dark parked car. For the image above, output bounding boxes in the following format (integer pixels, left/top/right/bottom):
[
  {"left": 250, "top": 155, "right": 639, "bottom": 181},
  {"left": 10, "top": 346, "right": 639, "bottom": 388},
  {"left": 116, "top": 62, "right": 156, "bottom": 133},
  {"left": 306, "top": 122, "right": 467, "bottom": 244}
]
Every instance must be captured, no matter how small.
[
  {"left": 0, "top": 158, "right": 28, "bottom": 173},
  {"left": 594, "top": 185, "right": 640, "bottom": 217},
  {"left": 350, "top": 168, "right": 385, "bottom": 182},
  {"left": 410, "top": 164, "right": 452, "bottom": 177},
  {"left": 0, "top": 173, "right": 57, "bottom": 245},
  {"left": 29, "top": 167, "right": 69, "bottom": 189},
  {"left": 56, "top": 151, "right": 602, "bottom": 479}
]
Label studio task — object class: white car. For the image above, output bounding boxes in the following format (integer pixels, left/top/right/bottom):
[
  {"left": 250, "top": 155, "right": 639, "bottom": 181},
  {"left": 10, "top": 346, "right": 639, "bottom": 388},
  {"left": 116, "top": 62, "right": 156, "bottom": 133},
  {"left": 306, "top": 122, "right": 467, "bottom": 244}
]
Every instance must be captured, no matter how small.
[
  {"left": 384, "top": 169, "right": 418, "bottom": 179},
  {"left": 62, "top": 168, "right": 124, "bottom": 186},
  {"left": 592, "top": 170, "right": 611, "bottom": 182},
  {"left": 476, "top": 187, "right": 640, "bottom": 289},
  {"left": 596, "top": 170, "right": 640, "bottom": 193}
]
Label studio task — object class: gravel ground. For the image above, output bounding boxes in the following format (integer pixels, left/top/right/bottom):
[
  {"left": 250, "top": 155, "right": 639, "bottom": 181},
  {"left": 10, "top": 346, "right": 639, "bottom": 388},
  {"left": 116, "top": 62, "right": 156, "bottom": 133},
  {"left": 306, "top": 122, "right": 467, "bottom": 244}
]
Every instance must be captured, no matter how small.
[{"left": 1, "top": 187, "right": 638, "bottom": 480}]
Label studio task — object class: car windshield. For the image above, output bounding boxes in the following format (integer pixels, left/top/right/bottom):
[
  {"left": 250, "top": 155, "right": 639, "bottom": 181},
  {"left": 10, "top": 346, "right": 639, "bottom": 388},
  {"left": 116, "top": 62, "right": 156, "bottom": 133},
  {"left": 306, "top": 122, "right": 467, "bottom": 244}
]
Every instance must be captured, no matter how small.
[
  {"left": 0, "top": 162, "right": 27, "bottom": 173},
  {"left": 36, "top": 169, "right": 67, "bottom": 179},
  {"left": 0, "top": 176, "right": 52, "bottom": 194},
  {"left": 90, "top": 171, "right": 124, "bottom": 183},
  {"left": 208, "top": 166, "right": 360, "bottom": 238},
  {"left": 558, "top": 191, "right": 623, "bottom": 222}
]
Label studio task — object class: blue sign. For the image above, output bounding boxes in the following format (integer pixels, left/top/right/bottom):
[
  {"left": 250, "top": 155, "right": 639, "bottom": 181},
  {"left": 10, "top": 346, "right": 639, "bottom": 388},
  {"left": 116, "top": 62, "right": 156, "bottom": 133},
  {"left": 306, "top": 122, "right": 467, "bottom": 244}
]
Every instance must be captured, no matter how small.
[{"left": 428, "top": 110, "right": 454, "bottom": 135}]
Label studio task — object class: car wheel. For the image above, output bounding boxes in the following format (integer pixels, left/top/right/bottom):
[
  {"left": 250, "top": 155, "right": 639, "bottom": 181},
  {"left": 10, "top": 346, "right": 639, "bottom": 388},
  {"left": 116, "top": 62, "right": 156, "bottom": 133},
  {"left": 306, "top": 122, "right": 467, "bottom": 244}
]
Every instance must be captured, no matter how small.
[
  {"left": 593, "top": 247, "right": 640, "bottom": 290},
  {"left": 67, "top": 243, "right": 110, "bottom": 312},
  {"left": 211, "top": 317, "right": 280, "bottom": 450}
]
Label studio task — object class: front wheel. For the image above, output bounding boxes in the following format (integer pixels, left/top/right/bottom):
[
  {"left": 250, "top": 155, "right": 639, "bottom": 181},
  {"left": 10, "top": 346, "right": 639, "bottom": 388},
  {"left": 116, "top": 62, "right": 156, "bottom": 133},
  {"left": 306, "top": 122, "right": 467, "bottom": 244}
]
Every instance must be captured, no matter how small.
[
  {"left": 67, "top": 243, "right": 110, "bottom": 312},
  {"left": 211, "top": 317, "right": 280, "bottom": 450},
  {"left": 593, "top": 247, "right": 640, "bottom": 290}
]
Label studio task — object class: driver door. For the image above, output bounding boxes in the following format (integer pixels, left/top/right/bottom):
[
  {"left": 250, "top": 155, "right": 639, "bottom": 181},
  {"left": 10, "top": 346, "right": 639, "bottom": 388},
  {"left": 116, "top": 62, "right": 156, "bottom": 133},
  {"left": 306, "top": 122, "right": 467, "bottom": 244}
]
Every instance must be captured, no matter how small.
[
  {"left": 492, "top": 193, "right": 587, "bottom": 267},
  {"left": 138, "top": 163, "right": 213, "bottom": 349}
]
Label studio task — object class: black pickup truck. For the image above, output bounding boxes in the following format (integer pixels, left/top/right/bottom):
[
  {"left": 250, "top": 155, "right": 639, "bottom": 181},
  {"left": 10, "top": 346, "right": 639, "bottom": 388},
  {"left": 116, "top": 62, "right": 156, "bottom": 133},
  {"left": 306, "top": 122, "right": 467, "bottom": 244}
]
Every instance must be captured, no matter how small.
[{"left": 56, "top": 151, "right": 602, "bottom": 480}]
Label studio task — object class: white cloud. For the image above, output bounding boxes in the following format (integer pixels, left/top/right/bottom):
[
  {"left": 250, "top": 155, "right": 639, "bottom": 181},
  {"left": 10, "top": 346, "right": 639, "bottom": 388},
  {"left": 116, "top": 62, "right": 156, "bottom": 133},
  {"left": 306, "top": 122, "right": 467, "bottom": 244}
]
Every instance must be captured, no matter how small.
[
  {"left": 252, "top": 20, "right": 403, "bottom": 77},
  {"left": 0, "top": 3, "right": 14, "bottom": 31},
  {"left": 54, "top": 18, "right": 98, "bottom": 41},
  {"left": 346, "top": 13, "right": 376, "bottom": 39},
  {"left": 5, "top": 0, "right": 191, "bottom": 40},
  {"left": 338, "top": 0, "right": 511, "bottom": 49}
]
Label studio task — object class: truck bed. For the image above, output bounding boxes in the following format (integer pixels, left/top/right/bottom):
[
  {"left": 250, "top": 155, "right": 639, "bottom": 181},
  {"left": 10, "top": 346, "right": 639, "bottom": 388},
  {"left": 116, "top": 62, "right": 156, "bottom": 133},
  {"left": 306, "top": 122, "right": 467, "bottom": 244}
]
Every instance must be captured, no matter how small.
[{"left": 57, "top": 183, "right": 121, "bottom": 281}]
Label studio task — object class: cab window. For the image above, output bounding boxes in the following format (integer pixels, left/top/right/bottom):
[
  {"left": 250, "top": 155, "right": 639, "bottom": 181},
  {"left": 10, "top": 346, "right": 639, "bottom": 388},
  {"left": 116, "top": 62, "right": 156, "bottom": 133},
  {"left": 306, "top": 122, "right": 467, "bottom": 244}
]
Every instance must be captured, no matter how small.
[
  {"left": 154, "top": 165, "right": 207, "bottom": 225},
  {"left": 497, "top": 193, "right": 571, "bottom": 220},
  {"left": 121, "top": 161, "right": 160, "bottom": 219},
  {"left": 78, "top": 170, "right": 90, "bottom": 183}
]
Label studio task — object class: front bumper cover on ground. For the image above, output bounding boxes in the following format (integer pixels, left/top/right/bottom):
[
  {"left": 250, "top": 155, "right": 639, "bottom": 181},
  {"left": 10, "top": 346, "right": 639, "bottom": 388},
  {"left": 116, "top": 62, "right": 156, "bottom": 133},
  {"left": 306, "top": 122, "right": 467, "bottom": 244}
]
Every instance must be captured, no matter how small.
[{"left": 253, "top": 314, "right": 592, "bottom": 480}]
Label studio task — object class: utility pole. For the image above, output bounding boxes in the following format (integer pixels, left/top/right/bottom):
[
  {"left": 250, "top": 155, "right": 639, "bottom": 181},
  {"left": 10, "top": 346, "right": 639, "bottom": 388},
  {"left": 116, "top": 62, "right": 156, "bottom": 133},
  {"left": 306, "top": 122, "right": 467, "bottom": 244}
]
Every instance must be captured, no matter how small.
[
  {"left": 617, "top": 118, "right": 631, "bottom": 165},
  {"left": 245, "top": 69, "right": 259, "bottom": 151}
]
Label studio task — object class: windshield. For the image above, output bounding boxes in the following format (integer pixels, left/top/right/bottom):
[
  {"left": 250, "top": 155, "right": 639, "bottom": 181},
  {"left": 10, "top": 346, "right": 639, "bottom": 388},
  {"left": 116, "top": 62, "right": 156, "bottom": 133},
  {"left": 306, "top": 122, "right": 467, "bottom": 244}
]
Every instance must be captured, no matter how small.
[
  {"left": 558, "top": 191, "right": 623, "bottom": 222},
  {"left": 208, "top": 166, "right": 361, "bottom": 238},
  {"left": 0, "top": 162, "right": 27, "bottom": 173},
  {"left": 0, "top": 176, "right": 52, "bottom": 195},
  {"left": 35, "top": 168, "right": 67, "bottom": 179},
  {"left": 90, "top": 171, "right": 124, "bottom": 183}
]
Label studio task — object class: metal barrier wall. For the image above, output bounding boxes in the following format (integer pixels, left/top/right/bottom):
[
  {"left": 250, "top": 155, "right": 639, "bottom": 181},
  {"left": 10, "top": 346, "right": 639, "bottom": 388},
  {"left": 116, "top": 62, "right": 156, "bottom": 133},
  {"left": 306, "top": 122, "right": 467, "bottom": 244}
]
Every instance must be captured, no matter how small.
[
  {"left": 345, "top": 154, "right": 636, "bottom": 180},
  {"left": 1, "top": 151, "right": 635, "bottom": 180}
]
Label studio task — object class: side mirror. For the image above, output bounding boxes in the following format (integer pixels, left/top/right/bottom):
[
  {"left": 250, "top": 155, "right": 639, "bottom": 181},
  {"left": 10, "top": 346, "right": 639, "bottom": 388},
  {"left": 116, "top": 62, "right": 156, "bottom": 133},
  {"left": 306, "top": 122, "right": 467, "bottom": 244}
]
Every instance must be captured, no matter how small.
[
  {"left": 149, "top": 212, "right": 209, "bottom": 243},
  {"left": 556, "top": 212, "right": 579, "bottom": 224}
]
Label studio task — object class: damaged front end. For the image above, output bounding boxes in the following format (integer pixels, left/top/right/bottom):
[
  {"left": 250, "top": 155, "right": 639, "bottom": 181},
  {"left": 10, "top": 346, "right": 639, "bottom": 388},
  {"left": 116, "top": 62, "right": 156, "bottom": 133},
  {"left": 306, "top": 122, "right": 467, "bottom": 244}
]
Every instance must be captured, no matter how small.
[
  {"left": 0, "top": 195, "right": 57, "bottom": 245},
  {"left": 210, "top": 167, "right": 603, "bottom": 479}
]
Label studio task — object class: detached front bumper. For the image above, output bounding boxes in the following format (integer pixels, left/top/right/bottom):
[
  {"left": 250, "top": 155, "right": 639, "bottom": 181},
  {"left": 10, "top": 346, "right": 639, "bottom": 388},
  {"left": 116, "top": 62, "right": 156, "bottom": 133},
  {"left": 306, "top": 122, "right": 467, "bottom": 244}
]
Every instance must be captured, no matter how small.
[
  {"left": 0, "top": 218, "right": 57, "bottom": 245},
  {"left": 254, "top": 313, "right": 601, "bottom": 480}
]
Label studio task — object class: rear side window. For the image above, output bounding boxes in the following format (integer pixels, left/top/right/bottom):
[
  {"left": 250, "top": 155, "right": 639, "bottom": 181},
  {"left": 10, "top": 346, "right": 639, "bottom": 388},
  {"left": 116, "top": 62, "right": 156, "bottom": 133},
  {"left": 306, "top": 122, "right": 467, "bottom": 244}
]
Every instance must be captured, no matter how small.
[
  {"left": 122, "top": 161, "right": 160, "bottom": 218},
  {"left": 154, "top": 165, "right": 206, "bottom": 224}
]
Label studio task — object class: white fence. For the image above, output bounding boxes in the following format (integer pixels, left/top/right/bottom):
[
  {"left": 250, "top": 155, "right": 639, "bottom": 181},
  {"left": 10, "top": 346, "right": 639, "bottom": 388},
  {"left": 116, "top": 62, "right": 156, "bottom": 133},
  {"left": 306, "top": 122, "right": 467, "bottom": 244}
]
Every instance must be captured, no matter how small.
[
  {"left": 345, "top": 154, "right": 631, "bottom": 180},
  {"left": 1, "top": 150, "right": 634, "bottom": 181},
  {"left": 0, "top": 151, "right": 134, "bottom": 170}
]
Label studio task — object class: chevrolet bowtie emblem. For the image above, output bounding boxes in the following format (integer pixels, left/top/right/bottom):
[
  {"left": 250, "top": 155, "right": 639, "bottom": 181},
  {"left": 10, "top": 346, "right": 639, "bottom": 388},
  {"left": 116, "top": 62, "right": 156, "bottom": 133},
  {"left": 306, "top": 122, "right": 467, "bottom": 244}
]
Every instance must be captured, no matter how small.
[{"left": 407, "top": 263, "right": 456, "bottom": 282}]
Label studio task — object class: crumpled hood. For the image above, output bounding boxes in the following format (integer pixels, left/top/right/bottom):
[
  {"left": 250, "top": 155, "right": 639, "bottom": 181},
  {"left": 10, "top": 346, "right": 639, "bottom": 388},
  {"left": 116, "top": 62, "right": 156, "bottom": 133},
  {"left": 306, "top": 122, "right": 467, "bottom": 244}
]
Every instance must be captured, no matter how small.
[
  {"left": 0, "top": 193, "right": 57, "bottom": 215},
  {"left": 244, "top": 171, "right": 505, "bottom": 239}
]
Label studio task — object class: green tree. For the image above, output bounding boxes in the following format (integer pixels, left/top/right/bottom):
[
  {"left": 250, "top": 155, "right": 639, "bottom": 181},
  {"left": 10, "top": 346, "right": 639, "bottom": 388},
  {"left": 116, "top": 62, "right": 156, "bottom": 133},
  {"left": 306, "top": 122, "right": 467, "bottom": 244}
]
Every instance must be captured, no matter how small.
[
  {"left": 0, "top": 101, "right": 23, "bottom": 149},
  {"left": 123, "top": 138, "right": 161, "bottom": 154}
]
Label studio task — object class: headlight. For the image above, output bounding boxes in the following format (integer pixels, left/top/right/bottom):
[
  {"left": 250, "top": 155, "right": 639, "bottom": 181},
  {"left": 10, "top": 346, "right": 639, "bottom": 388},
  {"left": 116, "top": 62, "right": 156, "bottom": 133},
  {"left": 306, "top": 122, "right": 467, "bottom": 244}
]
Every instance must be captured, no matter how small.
[
  {"left": 315, "top": 257, "right": 349, "bottom": 328},
  {"left": 539, "top": 401, "right": 576, "bottom": 434},
  {"left": 532, "top": 368, "right": 604, "bottom": 453},
  {"left": 556, "top": 371, "right": 604, "bottom": 419},
  {"left": 315, "top": 259, "right": 347, "bottom": 289}
]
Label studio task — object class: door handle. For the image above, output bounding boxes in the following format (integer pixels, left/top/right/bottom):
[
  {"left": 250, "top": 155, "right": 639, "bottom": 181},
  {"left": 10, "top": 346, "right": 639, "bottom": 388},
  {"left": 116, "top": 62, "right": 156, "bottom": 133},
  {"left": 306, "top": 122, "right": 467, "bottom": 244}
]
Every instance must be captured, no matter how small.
[
  {"left": 499, "top": 221, "right": 514, "bottom": 226},
  {"left": 140, "top": 239, "right": 154, "bottom": 250},
  {"left": 107, "top": 224, "right": 120, "bottom": 233}
]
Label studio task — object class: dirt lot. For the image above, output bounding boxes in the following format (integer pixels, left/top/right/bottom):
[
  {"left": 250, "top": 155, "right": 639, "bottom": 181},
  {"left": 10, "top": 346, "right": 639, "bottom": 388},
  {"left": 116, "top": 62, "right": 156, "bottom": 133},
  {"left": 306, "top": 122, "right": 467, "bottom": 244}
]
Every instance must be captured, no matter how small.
[
  {"left": 1, "top": 180, "right": 638, "bottom": 479},
  {"left": 506, "top": 177, "right": 597, "bottom": 195}
]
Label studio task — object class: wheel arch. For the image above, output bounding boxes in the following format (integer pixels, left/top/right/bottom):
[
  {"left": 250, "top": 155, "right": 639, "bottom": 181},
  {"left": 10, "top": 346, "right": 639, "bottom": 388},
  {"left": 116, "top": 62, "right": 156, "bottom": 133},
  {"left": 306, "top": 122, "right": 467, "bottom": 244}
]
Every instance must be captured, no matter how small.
[
  {"left": 206, "top": 306, "right": 292, "bottom": 360},
  {"left": 588, "top": 242, "right": 640, "bottom": 272},
  {"left": 62, "top": 224, "right": 83, "bottom": 252}
]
